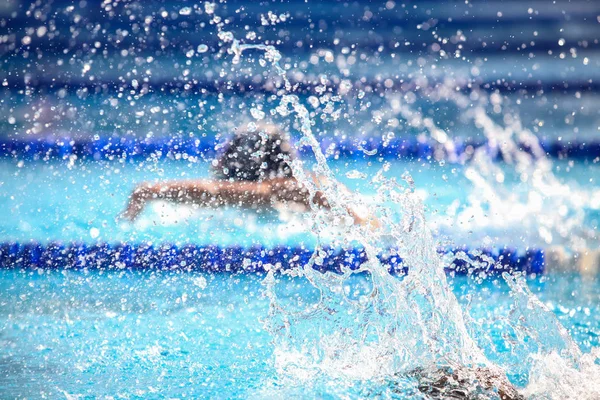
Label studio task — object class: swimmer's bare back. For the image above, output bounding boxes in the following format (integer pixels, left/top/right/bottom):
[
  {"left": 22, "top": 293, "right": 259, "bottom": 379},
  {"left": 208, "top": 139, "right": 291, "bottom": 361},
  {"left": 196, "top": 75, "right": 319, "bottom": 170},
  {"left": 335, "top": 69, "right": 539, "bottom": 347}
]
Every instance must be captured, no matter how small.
[{"left": 121, "top": 177, "right": 373, "bottom": 226}]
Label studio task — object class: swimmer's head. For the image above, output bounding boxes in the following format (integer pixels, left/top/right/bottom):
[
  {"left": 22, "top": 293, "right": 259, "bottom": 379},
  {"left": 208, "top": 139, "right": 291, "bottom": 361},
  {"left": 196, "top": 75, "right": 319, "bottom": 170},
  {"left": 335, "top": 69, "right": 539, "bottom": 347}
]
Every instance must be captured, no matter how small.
[{"left": 212, "top": 122, "right": 296, "bottom": 182}]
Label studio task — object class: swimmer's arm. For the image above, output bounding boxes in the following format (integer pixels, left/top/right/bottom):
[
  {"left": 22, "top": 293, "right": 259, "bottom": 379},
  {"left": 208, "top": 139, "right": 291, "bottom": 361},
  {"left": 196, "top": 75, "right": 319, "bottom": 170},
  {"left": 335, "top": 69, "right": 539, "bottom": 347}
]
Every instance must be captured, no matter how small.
[
  {"left": 269, "top": 178, "right": 379, "bottom": 227},
  {"left": 121, "top": 178, "right": 377, "bottom": 227},
  {"left": 121, "top": 180, "right": 275, "bottom": 221}
]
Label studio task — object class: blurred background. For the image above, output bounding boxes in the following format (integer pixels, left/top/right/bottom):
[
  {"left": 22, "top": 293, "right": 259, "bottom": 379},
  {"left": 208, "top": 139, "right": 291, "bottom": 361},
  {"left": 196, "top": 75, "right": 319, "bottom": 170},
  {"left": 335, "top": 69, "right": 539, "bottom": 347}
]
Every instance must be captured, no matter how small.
[{"left": 1, "top": 0, "right": 599, "bottom": 142}]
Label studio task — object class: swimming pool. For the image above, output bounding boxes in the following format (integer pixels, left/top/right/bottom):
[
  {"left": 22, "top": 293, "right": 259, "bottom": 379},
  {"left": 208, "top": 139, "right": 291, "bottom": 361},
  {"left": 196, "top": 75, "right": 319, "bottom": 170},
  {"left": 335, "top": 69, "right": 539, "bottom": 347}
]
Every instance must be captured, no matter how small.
[
  {"left": 0, "top": 154, "right": 598, "bottom": 398},
  {"left": 2, "top": 0, "right": 600, "bottom": 398},
  {"left": 0, "top": 269, "right": 598, "bottom": 398}
]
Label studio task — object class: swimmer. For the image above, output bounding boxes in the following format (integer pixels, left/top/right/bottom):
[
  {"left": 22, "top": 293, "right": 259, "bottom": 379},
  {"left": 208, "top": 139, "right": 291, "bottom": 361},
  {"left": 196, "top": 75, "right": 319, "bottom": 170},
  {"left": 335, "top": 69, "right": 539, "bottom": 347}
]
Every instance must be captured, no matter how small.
[{"left": 121, "top": 123, "right": 375, "bottom": 226}]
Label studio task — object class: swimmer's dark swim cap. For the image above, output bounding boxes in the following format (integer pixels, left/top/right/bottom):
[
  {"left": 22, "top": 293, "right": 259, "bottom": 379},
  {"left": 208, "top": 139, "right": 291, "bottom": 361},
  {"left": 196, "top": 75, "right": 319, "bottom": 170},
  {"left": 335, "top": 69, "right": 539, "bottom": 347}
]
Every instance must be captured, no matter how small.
[{"left": 213, "top": 123, "right": 296, "bottom": 181}]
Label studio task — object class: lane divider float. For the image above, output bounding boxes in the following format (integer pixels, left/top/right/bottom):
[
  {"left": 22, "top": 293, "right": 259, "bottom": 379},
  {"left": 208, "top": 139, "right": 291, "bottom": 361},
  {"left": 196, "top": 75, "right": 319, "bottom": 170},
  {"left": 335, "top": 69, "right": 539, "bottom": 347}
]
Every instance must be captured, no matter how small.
[{"left": 0, "top": 242, "right": 545, "bottom": 275}]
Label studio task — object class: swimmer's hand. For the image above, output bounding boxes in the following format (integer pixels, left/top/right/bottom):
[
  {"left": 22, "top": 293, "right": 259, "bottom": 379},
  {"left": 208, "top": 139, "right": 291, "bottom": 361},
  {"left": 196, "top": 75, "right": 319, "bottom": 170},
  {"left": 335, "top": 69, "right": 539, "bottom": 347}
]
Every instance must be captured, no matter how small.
[{"left": 120, "top": 184, "right": 151, "bottom": 221}]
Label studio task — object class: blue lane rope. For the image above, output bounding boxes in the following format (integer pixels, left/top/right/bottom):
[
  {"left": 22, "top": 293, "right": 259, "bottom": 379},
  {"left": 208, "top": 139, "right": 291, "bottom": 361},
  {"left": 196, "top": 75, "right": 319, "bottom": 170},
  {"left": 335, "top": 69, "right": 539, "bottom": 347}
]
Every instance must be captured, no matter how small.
[
  {"left": 0, "top": 137, "right": 598, "bottom": 162},
  {"left": 0, "top": 242, "right": 545, "bottom": 275}
]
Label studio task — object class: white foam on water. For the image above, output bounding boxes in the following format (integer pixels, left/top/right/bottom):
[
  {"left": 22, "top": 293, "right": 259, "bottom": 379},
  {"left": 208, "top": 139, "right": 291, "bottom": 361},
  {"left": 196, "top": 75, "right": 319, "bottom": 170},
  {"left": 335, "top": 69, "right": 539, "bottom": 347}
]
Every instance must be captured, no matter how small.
[{"left": 386, "top": 87, "right": 599, "bottom": 251}]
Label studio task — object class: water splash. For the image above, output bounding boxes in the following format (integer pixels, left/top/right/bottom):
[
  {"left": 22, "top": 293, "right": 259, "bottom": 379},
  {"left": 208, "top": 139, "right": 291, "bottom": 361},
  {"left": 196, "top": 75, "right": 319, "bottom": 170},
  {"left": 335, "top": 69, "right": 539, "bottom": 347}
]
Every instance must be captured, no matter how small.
[
  {"left": 225, "top": 21, "right": 496, "bottom": 392},
  {"left": 214, "top": 6, "right": 599, "bottom": 399},
  {"left": 386, "top": 85, "right": 599, "bottom": 251}
]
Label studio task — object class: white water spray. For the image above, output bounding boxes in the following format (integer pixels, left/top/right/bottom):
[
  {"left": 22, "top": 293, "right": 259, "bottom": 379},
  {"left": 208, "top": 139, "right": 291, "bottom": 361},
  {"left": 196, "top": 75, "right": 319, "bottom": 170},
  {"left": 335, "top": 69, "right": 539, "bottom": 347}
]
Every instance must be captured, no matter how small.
[{"left": 215, "top": 7, "right": 600, "bottom": 399}]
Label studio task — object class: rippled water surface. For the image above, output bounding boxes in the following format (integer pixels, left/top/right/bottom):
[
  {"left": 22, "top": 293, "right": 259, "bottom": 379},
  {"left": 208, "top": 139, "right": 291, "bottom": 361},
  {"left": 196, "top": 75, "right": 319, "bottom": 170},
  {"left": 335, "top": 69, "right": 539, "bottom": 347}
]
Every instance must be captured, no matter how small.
[{"left": 0, "top": 270, "right": 598, "bottom": 399}]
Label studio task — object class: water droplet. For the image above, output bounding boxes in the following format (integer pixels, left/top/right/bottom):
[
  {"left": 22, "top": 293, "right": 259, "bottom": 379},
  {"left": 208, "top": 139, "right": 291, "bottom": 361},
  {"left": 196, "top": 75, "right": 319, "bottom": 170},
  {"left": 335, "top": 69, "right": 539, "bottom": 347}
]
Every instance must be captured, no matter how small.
[{"left": 179, "top": 7, "right": 192, "bottom": 16}]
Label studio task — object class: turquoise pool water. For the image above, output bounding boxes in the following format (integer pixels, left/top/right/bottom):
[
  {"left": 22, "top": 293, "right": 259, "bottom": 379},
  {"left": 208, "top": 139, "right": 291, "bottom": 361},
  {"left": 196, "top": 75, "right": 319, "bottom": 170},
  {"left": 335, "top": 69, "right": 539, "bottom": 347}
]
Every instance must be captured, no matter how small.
[
  {"left": 0, "top": 158, "right": 598, "bottom": 249},
  {"left": 0, "top": 269, "right": 598, "bottom": 398}
]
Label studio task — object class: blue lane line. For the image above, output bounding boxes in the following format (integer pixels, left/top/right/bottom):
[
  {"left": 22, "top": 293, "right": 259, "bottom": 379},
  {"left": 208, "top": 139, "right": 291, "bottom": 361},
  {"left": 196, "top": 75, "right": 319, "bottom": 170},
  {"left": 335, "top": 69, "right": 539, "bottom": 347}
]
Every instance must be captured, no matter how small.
[
  {"left": 0, "top": 242, "right": 545, "bottom": 275},
  {"left": 0, "top": 137, "right": 598, "bottom": 161}
]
